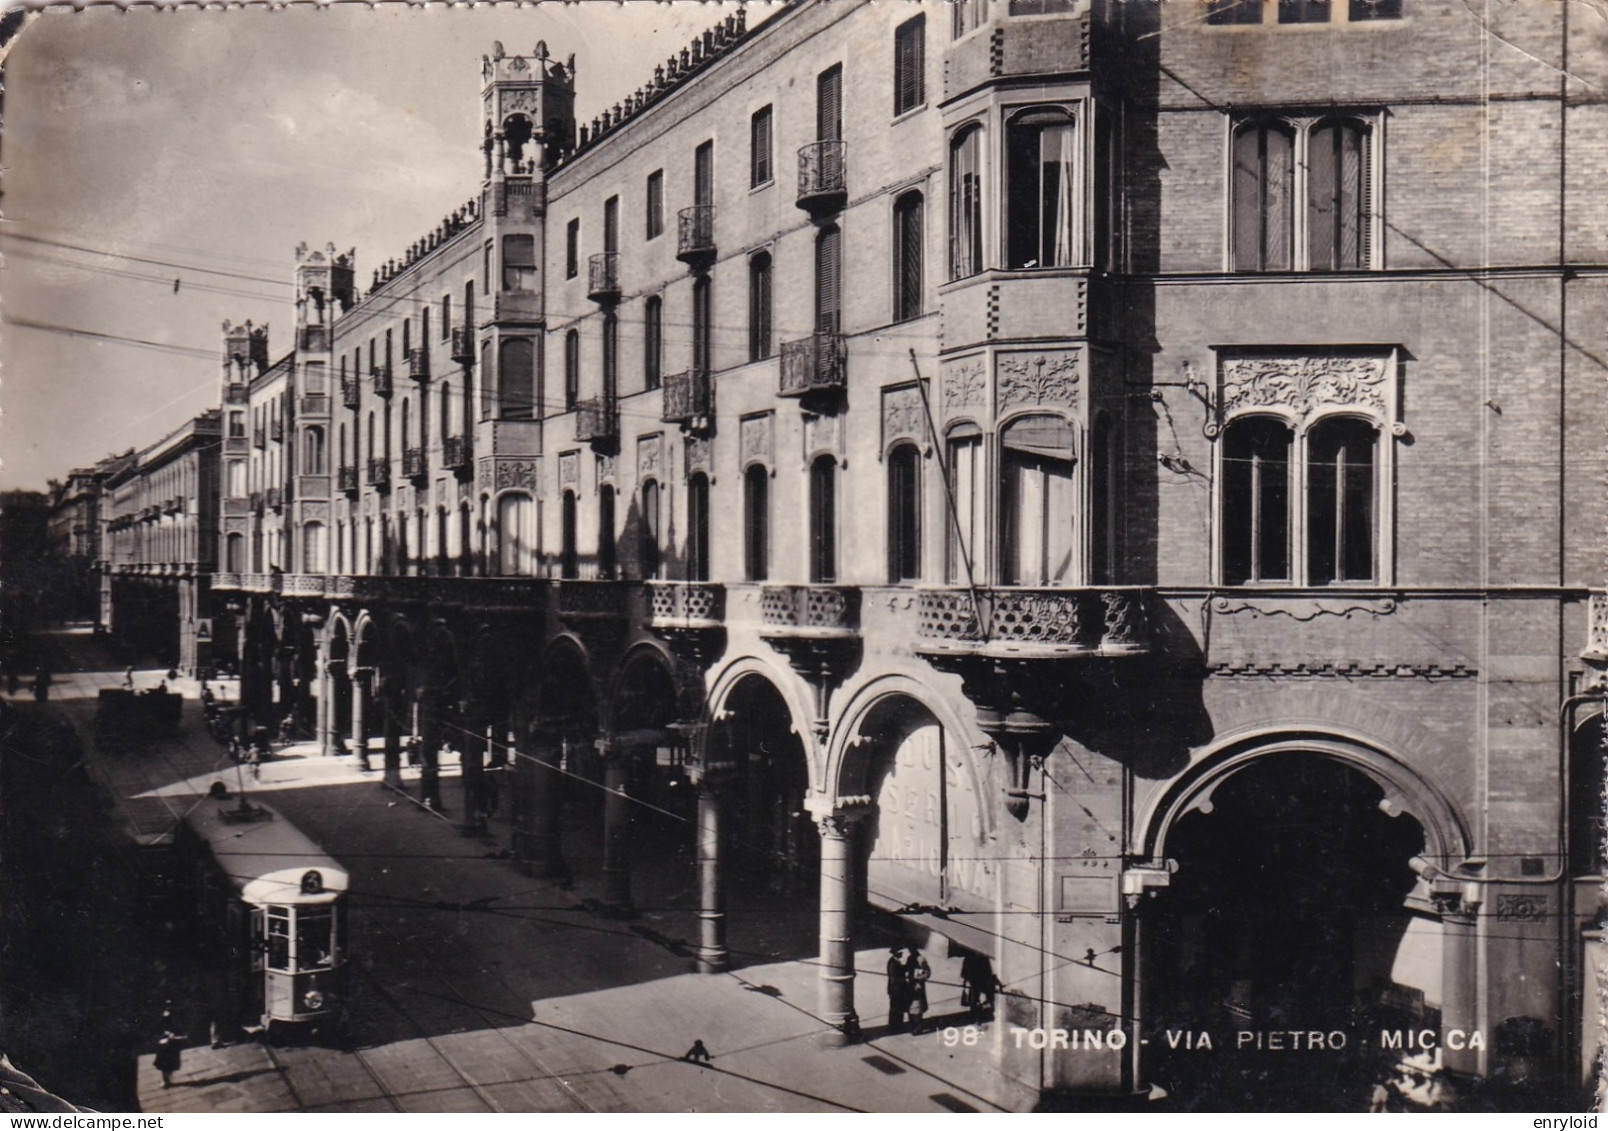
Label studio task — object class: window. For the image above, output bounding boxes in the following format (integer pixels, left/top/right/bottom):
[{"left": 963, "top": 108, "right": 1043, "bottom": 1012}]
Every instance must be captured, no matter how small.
[
  {"left": 1232, "top": 116, "right": 1373, "bottom": 272},
  {"left": 502, "top": 235, "right": 537, "bottom": 291},
  {"left": 229, "top": 411, "right": 245, "bottom": 438},
  {"left": 946, "top": 425, "right": 983, "bottom": 584},
  {"left": 640, "top": 479, "right": 661, "bottom": 579},
  {"left": 464, "top": 280, "right": 475, "bottom": 328},
  {"left": 644, "top": 298, "right": 663, "bottom": 391},
  {"left": 1009, "top": 0, "right": 1076, "bottom": 11},
  {"left": 227, "top": 460, "right": 246, "bottom": 498},
  {"left": 887, "top": 443, "right": 921, "bottom": 582},
  {"left": 603, "top": 313, "right": 619, "bottom": 403},
  {"left": 565, "top": 219, "right": 580, "bottom": 278},
  {"left": 695, "top": 140, "right": 714, "bottom": 208},
  {"left": 560, "top": 490, "right": 578, "bottom": 579},
  {"left": 499, "top": 492, "right": 535, "bottom": 576},
  {"left": 597, "top": 485, "right": 616, "bottom": 579},
  {"left": 500, "top": 337, "right": 535, "bottom": 420},
  {"left": 564, "top": 330, "right": 580, "bottom": 411},
  {"left": 646, "top": 170, "right": 664, "bottom": 239},
  {"left": 893, "top": 192, "right": 923, "bottom": 322},
  {"left": 1306, "top": 417, "right": 1376, "bottom": 584},
  {"left": 302, "top": 521, "right": 326, "bottom": 573},
  {"left": 225, "top": 532, "right": 244, "bottom": 572},
  {"left": 751, "top": 106, "right": 773, "bottom": 188},
  {"left": 815, "top": 225, "right": 842, "bottom": 335},
  {"left": 894, "top": 16, "right": 925, "bottom": 116},
  {"left": 693, "top": 277, "right": 713, "bottom": 374},
  {"left": 1007, "top": 108, "right": 1078, "bottom": 269},
  {"left": 749, "top": 253, "right": 773, "bottom": 361},
  {"left": 604, "top": 195, "right": 619, "bottom": 257},
  {"left": 303, "top": 427, "right": 326, "bottom": 475},
  {"left": 809, "top": 455, "right": 836, "bottom": 583},
  {"left": 1221, "top": 416, "right": 1292, "bottom": 584},
  {"left": 1000, "top": 414, "right": 1077, "bottom": 586},
  {"left": 1350, "top": 0, "right": 1402, "bottom": 18},
  {"left": 744, "top": 464, "right": 769, "bottom": 581},
  {"left": 1207, "top": 0, "right": 1263, "bottom": 22},
  {"left": 817, "top": 65, "right": 843, "bottom": 143},
  {"left": 1279, "top": 0, "right": 1329, "bottom": 21},
  {"left": 442, "top": 295, "right": 452, "bottom": 339},
  {"left": 950, "top": 125, "right": 984, "bottom": 279},
  {"left": 953, "top": 0, "right": 987, "bottom": 37},
  {"left": 1090, "top": 414, "right": 1119, "bottom": 584},
  {"left": 687, "top": 473, "right": 710, "bottom": 581}
]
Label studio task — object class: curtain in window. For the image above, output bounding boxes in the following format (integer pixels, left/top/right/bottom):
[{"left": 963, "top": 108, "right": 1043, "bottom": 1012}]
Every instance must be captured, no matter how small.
[
  {"left": 564, "top": 331, "right": 580, "bottom": 410},
  {"left": 888, "top": 444, "right": 921, "bottom": 582},
  {"left": 946, "top": 429, "right": 982, "bottom": 584},
  {"left": 502, "top": 235, "right": 536, "bottom": 291},
  {"left": 1008, "top": 113, "right": 1076, "bottom": 268},
  {"left": 1000, "top": 414, "right": 1076, "bottom": 586},
  {"left": 950, "top": 128, "right": 983, "bottom": 279},
  {"left": 749, "top": 255, "right": 772, "bottom": 361},
  {"left": 499, "top": 493, "right": 534, "bottom": 577},
  {"left": 645, "top": 299, "right": 663, "bottom": 390}
]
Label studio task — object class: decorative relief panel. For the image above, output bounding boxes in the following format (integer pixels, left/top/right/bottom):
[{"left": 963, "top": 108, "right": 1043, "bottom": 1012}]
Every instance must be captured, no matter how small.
[
  {"left": 1217, "top": 353, "right": 1394, "bottom": 426},
  {"left": 492, "top": 458, "right": 539, "bottom": 493},
  {"left": 499, "top": 88, "right": 542, "bottom": 120},
  {"left": 458, "top": 478, "right": 475, "bottom": 502},
  {"left": 302, "top": 501, "right": 329, "bottom": 523},
  {"left": 434, "top": 481, "right": 447, "bottom": 508},
  {"left": 638, "top": 433, "right": 664, "bottom": 481},
  {"left": 596, "top": 452, "right": 617, "bottom": 485},
  {"left": 224, "top": 517, "right": 249, "bottom": 534},
  {"left": 881, "top": 384, "right": 926, "bottom": 451},
  {"left": 997, "top": 350, "right": 1080, "bottom": 413},
  {"left": 477, "top": 458, "right": 493, "bottom": 492},
  {"left": 740, "top": 413, "right": 773, "bottom": 466},
  {"left": 558, "top": 450, "right": 581, "bottom": 490},
  {"left": 685, "top": 435, "right": 713, "bottom": 476},
  {"left": 1495, "top": 893, "right": 1548, "bottom": 922},
  {"left": 941, "top": 356, "right": 987, "bottom": 412},
  {"left": 802, "top": 412, "right": 842, "bottom": 460}
]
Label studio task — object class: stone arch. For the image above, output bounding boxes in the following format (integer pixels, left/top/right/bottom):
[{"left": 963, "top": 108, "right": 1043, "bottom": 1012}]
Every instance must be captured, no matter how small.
[
  {"left": 607, "top": 640, "right": 681, "bottom": 738},
  {"left": 707, "top": 655, "right": 818, "bottom": 782},
  {"left": 1137, "top": 727, "right": 1473, "bottom": 869}
]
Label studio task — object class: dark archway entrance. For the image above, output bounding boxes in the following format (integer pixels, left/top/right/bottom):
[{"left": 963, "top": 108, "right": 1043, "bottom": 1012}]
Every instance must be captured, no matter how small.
[{"left": 1142, "top": 753, "right": 1428, "bottom": 1111}]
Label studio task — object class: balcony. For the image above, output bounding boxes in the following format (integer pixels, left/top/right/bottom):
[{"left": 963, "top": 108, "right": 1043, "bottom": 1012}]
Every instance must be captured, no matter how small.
[
  {"left": 249, "top": 491, "right": 264, "bottom": 514},
  {"left": 282, "top": 574, "right": 327, "bottom": 599},
  {"left": 914, "top": 587, "right": 1153, "bottom": 661},
  {"left": 407, "top": 347, "right": 430, "bottom": 381},
  {"left": 442, "top": 435, "right": 472, "bottom": 471},
  {"left": 239, "top": 573, "right": 282, "bottom": 595},
  {"left": 647, "top": 581, "right": 724, "bottom": 630},
  {"left": 265, "top": 486, "right": 283, "bottom": 511},
  {"left": 337, "top": 465, "right": 359, "bottom": 495},
  {"left": 451, "top": 326, "right": 476, "bottom": 365},
  {"left": 574, "top": 396, "right": 619, "bottom": 447},
  {"left": 299, "top": 394, "right": 329, "bottom": 417},
  {"left": 760, "top": 584, "right": 859, "bottom": 639},
  {"left": 269, "top": 417, "right": 284, "bottom": 443},
  {"left": 1585, "top": 593, "right": 1608, "bottom": 668},
  {"left": 372, "top": 364, "right": 393, "bottom": 398},
  {"left": 661, "top": 368, "right": 714, "bottom": 431},
  {"left": 252, "top": 427, "right": 266, "bottom": 450},
  {"left": 211, "top": 572, "right": 241, "bottom": 591},
  {"left": 796, "top": 140, "right": 847, "bottom": 214},
  {"left": 558, "top": 579, "right": 629, "bottom": 623},
  {"left": 367, "top": 457, "right": 391, "bottom": 490},
  {"left": 676, "top": 205, "right": 716, "bottom": 269},
  {"left": 779, "top": 333, "right": 847, "bottom": 398},
  {"left": 341, "top": 373, "right": 361, "bottom": 408},
  {"left": 587, "top": 252, "right": 620, "bottom": 303},
  {"left": 403, "top": 446, "right": 427, "bottom": 481}
]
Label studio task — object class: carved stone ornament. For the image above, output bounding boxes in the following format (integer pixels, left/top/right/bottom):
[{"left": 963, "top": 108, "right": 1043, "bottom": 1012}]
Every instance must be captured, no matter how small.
[
  {"left": 558, "top": 450, "right": 581, "bottom": 490},
  {"left": 998, "top": 351, "right": 1080, "bottom": 413},
  {"left": 224, "top": 517, "right": 248, "bottom": 534},
  {"left": 476, "top": 458, "right": 493, "bottom": 491},
  {"left": 458, "top": 478, "right": 475, "bottom": 502},
  {"left": 740, "top": 414, "right": 773, "bottom": 465},
  {"left": 685, "top": 434, "right": 712, "bottom": 475},
  {"left": 881, "top": 384, "right": 926, "bottom": 450},
  {"left": 493, "top": 458, "right": 539, "bottom": 493},
  {"left": 803, "top": 412, "right": 841, "bottom": 460},
  {"left": 434, "top": 480, "right": 447, "bottom": 508},
  {"left": 1219, "top": 353, "right": 1392, "bottom": 424},
  {"left": 302, "top": 501, "right": 329, "bottom": 523},
  {"left": 597, "top": 452, "right": 617, "bottom": 484},
  {"left": 638, "top": 434, "right": 664, "bottom": 481},
  {"left": 1495, "top": 893, "right": 1547, "bottom": 922},
  {"left": 942, "top": 356, "right": 987, "bottom": 411},
  {"left": 499, "top": 88, "right": 541, "bottom": 120}
]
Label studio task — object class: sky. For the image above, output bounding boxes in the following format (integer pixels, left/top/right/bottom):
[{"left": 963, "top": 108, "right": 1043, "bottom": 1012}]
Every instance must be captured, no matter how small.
[{"left": 0, "top": 0, "right": 779, "bottom": 492}]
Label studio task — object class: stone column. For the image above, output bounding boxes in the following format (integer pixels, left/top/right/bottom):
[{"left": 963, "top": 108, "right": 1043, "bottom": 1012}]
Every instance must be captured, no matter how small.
[
  {"left": 459, "top": 703, "right": 486, "bottom": 830},
  {"left": 316, "top": 658, "right": 336, "bottom": 757},
  {"left": 523, "top": 727, "right": 567, "bottom": 878},
  {"left": 695, "top": 776, "right": 729, "bottom": 973},
  {"left": 1439, "top": 893, "right": 1480, "bottom": 1076},
  {"left": 418, "top": 690, "right": 444, "bottom": 811},
  {"left": 350, "top": 669, "right": 371, "bottom": 770},
  {"left": 601, "top": 739, "right": 634, "bottom": 913},
  {"left": 381, "top": 678, "right": 403, "bottom": 789},
  {"left": 817, "top": 810, "right": 864, "bottom": 1045}
]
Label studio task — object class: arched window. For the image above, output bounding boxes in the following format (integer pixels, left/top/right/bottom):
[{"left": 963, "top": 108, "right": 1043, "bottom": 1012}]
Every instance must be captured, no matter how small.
[
  {"left": 227, "top": 460, "right": 246, "bottom": 499},
  {"left": 564, "top": 330, "right": 580, "bottom": 411},
  {"left": 366, "top": 412, "right": 376, "bottom": 471},
  {"left": 225, "top": 532, "right": 244, "bottom": 573},
  {"left": 597, "top": 485, "right": 617, "bottom": 579},
  {"left": 303, "top": 427, "right": 326, "bottom": 475},
  {"left": 809, "top": 454, "right": 837, "bottom": 583},
  {"left": 887, "top": 442, "right": 922, "bottom": 582},
  {"left": 498, "top": 492, "right": 535, "bottom": 576},
  {"left": 560, "top": 490, "right": 578, "bottom": 579},
  {"left": 949, "top": 124, "right": 984, "bottom": 279},
  {"left": 639, "top": 479, "right": 661, "bottom": 579},
  {"left": 748, "top": 253, "right": 773, "bottom": 361},
  {"left": 946, "top": 423, "right": 983, "bottom": 584},
  {"left": 1000, "top": 413, "right": 1076, "bottom": 586},
  {"left": 500, "top": 337, "right": 535, "bottom": 420},
  {"left": 1090, "top": 413, "right": 1120, "bottom": 585},
  {"left": 440, "top": 382, "right": 452, "bottom": 440},
  {"left": 644, "top": 297, "right": 663, "bottom": 391},
  {"left": 892, "top": 192, "right": 924, "bottom": 322},
  {"left": 1231, "top": 120, "right": 1296, "bottom": 272},
  {"left": 1307, "top": 416, "right": 1376, "bottom": 584},
  {"left": 744, "top": 464, "right": 769, "bottom": 582},
  {"left": 302, "top": 521, "right": 326, "bottom": 573},
  {"left": 401, "top": 398, "right": 412, "bottom": 452},
  {"left": 1221, "top": 416, "right": 1292, "bottom": 584},
  {"left": 687, "top": 473, "right": 710, "bottom": 581},
  {"left": 1006, "top": 108, "right": 1077, "bottom": 269}
]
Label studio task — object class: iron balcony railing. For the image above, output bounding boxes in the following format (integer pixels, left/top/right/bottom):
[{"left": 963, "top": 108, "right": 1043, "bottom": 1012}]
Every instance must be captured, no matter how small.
[
  {"left": 574, "top": 396, "right": 619, "bottom": 445},
  {"left": 796, "top": 139, "right": 847, "bottom": 213},
  {"left": 371, "top": 364, "right": 393, "bottom": 398},
  {"left": 341, "top": 373, "right": 361, "bottom": 408},
  {"left": 367, "top": 457, "right": 391, "bottom": 490},
  {"left": 661, "top": 368, "right": 714, "bottom": 425},
  {"left": 676, "top": 205, "right": 716, "bottom": 267},
  {"left": 403, "top": 447, "right": 427, "bottom": 480},
  {"left": 587, "top": 252, "right": 621, "bottom": 303},
  {"left": 407, "top": 347, "right": 430, "bottom": 381},
  {"left": 337, "top": 465, "right": 359, "bottom": 494},
  {"left": 779, "top": 333, "right": 847, "bottom": 396},
  {"left": 441, "top": 435, "right": 472, "bottom": 470},
  {"left": 451, "top": 326, "right": 476, "bottom": 365}
]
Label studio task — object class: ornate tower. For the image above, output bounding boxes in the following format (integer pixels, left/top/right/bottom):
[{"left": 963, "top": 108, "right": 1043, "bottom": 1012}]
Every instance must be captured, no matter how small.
[{"left": 481, "top": 39, "right": 576, "bottom": 190}]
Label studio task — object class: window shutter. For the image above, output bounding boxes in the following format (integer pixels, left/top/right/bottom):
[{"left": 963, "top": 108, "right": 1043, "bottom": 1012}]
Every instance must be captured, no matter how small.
[
  {"left": 816, "top": 226, "right": 842, "bottom": 334},
  {"left": 818, "top": 66, "right": 843, "bottom": 142}
]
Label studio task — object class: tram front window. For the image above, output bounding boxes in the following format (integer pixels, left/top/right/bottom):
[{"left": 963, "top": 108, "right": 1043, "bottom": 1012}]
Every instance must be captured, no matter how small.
[
  {"left": 296, "top": 909, "right": 333, "bottom": 970},
  {"left": 266, "top": 908, "right": 291, "bottom": 971}
]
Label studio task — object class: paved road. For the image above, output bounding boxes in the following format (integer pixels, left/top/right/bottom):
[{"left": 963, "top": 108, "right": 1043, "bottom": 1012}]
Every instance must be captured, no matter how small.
[{"left": 29, "top": 627, "right": 1024, "bottom": 1113}]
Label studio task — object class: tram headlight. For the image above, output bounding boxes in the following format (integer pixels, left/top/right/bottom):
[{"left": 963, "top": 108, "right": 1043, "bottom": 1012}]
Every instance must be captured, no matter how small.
[{"left": 303, "top": 990, "right": 326, "bottom": 1011}]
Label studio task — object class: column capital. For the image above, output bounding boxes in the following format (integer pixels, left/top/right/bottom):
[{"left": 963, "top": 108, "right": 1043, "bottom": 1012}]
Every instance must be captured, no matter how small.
[{"left": 812, "top": 796, "right": 873, "bottom": 838}]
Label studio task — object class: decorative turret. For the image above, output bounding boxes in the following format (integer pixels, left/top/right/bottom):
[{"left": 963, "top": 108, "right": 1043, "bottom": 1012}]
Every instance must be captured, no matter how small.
[
  {"left": 222, "top": 320, "right": 269, "bottom": 383},
  {"left": 295, "top": 242, "right": 356, "bottom": 324},
  {"left": 482, "top": 39, "right": 576, "bottom": 179}
]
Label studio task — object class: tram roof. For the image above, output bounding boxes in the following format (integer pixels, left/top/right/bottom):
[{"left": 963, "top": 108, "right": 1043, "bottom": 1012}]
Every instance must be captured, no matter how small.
[{"left": 183, "top": 795, "right": 349, "bottom": 906}]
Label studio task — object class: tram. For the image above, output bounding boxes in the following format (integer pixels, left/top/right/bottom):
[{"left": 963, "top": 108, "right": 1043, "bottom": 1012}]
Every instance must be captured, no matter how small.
[{"left": 178, "top": 789, "right": 349, "bottom": 1037}]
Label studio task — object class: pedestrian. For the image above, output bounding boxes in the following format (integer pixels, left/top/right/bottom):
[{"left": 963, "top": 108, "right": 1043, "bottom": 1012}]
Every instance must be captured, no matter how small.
[
  {"left": 886, "top": 947, "right": 910, "bottom": 1032},
  {"left": 681, "top": 1039, "right": 712, "bottom": 1064},
  {"left": 31, "top": 664, "right": 50, "bottom": 702},
  {"left": 155, "top": 1012, "right": 186, "bottom": 1089},
  {"left": 248, "top": 742, "right": 262, "bottom": 781},
  {"left": 124, "top": 665, "right": 135, "bottom": 690},
  {"left": 960, "top": 951, "right": 997, "bottom": 1019},
  {"left": 906, "top": 948, "right": 932, "bottom": 1034}
]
